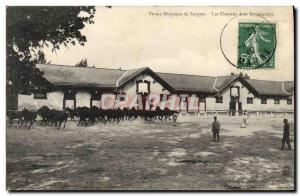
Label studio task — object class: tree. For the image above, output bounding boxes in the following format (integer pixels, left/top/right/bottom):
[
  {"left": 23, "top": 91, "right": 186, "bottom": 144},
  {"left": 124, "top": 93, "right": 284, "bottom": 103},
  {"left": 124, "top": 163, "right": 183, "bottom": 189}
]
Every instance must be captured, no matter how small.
[
  {"left": 6, "top": 6, "right": 96, "bottom": 95},
  {"left": 32, "top": 51, "right": 51, "bottom": 64},
  {"left": 75, "top": 58, "right": 88, "bottom": 67},
  {"left": 244, "top": 74, "right": 250, "bottom": 79},
  {"left": 230, "top": 72, "right": 250, "bottom": 79}
]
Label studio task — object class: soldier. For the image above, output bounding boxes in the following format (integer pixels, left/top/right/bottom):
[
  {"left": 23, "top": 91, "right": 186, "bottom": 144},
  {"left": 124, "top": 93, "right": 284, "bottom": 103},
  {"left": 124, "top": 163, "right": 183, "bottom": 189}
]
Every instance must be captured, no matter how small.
[
  {"left": 172, "top": 112, "right": 178, "bottom": 123},
  {"left": 280, "top": 119, "right": 292, "bottom": 150},
  {"left": 244, "top": 110, "right": 249, "bottom": 125},
  {"left": 212, "top": 116, "right": 220, "bottom": 142}
]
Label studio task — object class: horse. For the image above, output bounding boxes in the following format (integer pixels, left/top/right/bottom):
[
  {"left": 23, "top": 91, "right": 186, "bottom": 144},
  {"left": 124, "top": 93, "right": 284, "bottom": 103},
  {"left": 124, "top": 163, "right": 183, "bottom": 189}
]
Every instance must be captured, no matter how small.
[
  {"left": 52, "top": 110, "right": 68, "bottom": 129},
  {"left": 75, "top": 107, "right": 91, "bottom": 126},
  {"left": 37, "top": 106, "right": 51, "bottom": 126},
  {"left": 7, "top": 110, "right": 23, "bottom": 127},
  {"left": 37, "top": 106, "right": 70, "bottom": 129},
  {"left": 89, "top": 106, "right": 100, "bottom": 124},
  {"left": 65, "top": 107, "right": 76, "bottom": 122},
  {"left": 19, "top": 109, "right": 37, "bottom": 129}
]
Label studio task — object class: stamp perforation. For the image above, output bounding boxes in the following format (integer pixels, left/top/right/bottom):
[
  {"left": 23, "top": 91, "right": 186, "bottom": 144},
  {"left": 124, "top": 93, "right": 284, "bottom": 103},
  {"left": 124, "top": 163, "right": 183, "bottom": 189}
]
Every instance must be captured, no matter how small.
[{"left": 237, "top": 20, "right": 277, "bottom": 70}]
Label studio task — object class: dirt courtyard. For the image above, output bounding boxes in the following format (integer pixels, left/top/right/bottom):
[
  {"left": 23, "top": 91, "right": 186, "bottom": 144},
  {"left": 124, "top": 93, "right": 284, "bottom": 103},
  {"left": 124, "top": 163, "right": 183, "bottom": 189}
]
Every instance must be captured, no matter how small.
[{"left": 6, "top": 116, "right": 295, "bottom": 191}]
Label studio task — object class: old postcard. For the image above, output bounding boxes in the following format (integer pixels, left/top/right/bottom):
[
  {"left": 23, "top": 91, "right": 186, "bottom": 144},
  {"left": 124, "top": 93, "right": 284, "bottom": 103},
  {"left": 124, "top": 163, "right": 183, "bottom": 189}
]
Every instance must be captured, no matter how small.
[{"left": 6, "top": 6, "right": 295, "bottom": 191}]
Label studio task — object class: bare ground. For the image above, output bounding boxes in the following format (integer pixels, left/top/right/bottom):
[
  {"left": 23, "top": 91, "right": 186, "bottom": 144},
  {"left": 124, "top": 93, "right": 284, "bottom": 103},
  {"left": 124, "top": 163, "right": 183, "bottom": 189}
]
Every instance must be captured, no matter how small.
[{"left": 6, "top": 116, "right": 295, "bottom": 191}]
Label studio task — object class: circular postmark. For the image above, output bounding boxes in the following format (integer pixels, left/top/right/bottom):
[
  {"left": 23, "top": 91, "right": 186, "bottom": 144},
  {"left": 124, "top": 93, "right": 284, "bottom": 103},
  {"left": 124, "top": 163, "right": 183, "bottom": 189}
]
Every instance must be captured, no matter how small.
[{"left": 220, "top": 15, "right": 277, "bottom": 69}]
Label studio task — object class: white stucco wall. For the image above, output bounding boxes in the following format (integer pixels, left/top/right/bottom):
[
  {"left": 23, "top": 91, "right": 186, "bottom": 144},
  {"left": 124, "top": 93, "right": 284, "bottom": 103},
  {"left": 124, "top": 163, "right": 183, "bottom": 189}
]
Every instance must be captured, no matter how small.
[
  {"left": 205, "top": 81, "right": 294, "bottom": 112},
  {"left": 238, "top": 81, "right": 293, "bottom": 112},
  {"left": 75, "top": 91, "right": 91, "bottom": 107},
  {"left": 246, "top": 97, "right": 294, "bottom": 111},
  {"left": 206, "top": 90, "right": 231, "bottom": 111},
  {"left": 91, "top": 100, "right": 101, "bottom": 108},
  {"left": 122, "top": 73, "right": 170, "bottom": 95},
  {"left": 17, "top": 79, "right": 293, "bottom": 113},
  {"left": 101, "top": 93, "right": 116, "bottom": 109},
  {"left": 18, "top": 91, "right": 64, "bottom": 110},
  {"left": 120, "top": 73, "right": 171, "bottom": 109}
]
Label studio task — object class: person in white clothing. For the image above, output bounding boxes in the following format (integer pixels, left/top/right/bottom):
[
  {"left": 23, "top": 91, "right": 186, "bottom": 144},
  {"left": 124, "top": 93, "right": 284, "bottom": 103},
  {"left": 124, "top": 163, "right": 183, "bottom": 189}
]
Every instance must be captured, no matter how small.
[{"left": 241, "top": 111, "right": 248, "bottom": 128}]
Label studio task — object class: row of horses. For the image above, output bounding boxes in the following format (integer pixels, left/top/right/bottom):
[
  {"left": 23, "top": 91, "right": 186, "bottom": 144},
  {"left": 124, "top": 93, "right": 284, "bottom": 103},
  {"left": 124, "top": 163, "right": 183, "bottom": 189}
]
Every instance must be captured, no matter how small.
[{"left": 7, "top": 106, "right": 178, "bottom": 129}]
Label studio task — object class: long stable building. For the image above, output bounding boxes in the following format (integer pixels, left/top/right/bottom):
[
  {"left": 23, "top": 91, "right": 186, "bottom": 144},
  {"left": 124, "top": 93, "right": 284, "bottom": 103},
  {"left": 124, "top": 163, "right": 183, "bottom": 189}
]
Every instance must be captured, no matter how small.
[{"left": 18, "top": 64, "right": 294, "bottom": 115}]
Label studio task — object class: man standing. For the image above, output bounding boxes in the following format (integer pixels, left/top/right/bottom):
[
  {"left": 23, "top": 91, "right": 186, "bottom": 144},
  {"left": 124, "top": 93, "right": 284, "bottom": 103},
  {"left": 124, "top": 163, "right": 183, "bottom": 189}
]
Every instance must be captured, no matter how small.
[
  {"left": 241, "top": 112, "right": 248, "bottom": 128},
  {"left": 212, "top": 116, "right": 221, "bottom": 142},
  {"left": 280, "top": 119, "right": 292, "bottom": 150}
]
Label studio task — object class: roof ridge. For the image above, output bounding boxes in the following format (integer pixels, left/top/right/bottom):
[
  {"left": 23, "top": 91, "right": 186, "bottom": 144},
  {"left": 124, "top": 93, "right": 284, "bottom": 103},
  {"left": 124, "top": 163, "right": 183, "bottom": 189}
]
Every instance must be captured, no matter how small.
[
  {"left": 157, "top": 72, "right": 220, "bottom": 78},
  {"left": 157, "top": 72, "right": 239, "bottom": 79},
  {"left": 116, "top": 70, "right": 129, "bottom": 87},
  {"left": 37, "top": 63, "right": 128, "bottom": 71},
  {"left": 118, "top": 67, "right": 150, "bottom": 87},
  {"left": 217, "top": 75, "right": 240, "bottom": 93},
  {"left": 213, "top": 78, "right": 219, "bottom": 91},
  {"left": 247, "top": 78, "right": 294, "bottom": 82},
  {"left": 37, "top": 64, "right": 294, "bottom": 82}
]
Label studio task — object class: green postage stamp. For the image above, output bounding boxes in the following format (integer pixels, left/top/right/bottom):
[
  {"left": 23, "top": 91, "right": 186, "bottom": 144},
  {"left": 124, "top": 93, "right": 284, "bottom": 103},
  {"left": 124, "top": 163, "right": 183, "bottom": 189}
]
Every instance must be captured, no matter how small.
[{"left": 237, "top": 22, "right": 276, "bottom": 69}]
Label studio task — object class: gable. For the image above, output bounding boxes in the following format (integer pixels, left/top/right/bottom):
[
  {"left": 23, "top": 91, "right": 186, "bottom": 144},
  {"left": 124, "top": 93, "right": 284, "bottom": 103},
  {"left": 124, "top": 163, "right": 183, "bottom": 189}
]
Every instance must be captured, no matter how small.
[
  {"left": 214, "top": 75, "right": 238, "bottom": 90},
  {"left": 217, "top": 78, "right": 257, "bottom": 97},
  {"left": 117, "top": 67, "right": 175, "bottom": 92},
  {"left": 117, "top": 67, "right": 148, "bottom": 87},
  {"left": 217, "top": 76, "right": 257, "bottom": 96},
  {"left": 217, "top": 76, "right": 292, "bottom": 97}
]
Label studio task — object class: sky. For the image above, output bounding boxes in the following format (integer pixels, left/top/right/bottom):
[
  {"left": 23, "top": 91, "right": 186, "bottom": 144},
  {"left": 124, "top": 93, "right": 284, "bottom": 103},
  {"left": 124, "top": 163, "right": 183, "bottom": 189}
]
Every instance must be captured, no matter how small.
[{"left": 43, "top": 6, "right": 294, "bottom": 81}]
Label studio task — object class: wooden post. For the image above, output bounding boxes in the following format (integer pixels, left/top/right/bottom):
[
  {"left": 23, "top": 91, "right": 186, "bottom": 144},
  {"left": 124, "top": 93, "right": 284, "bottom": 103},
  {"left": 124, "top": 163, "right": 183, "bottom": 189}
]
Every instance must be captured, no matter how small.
[
  {"left": 186, "top": 96, "right": 189, "bottom": 113},
  {"left": 204, "top": 96, "right": 207, "bottom": 111},
  {"left": 179, "top": 95, "right": 181, "bottom": 113},
  {"left": 198, "top": 96, "right": 200, "bottom": 114},
  {"left": 63, "top": 99, "right": 65, "bottom": 110}
]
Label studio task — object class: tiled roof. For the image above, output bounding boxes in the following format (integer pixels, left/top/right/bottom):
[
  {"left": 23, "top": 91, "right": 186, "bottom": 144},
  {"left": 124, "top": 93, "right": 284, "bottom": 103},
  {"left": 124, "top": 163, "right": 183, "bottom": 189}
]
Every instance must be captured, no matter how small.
[
  {"left": 245, "top": 79, "right": 291, "bottom": 96},
  {"left": 283, "top": 81, "right": 294, "bottom": 94},
  {"left": 37, "top": 64, "right": 125, "bottom": 88},
  {"left": 157, "top": 73, "right": 217, "bottom": 93},
  {"left": 117, "top": 67, "right": 148, "bottom": 87},
  {"left": 215, "top": 75, "right": 239, "bottom": 90},
  {"left": 36, "top": 64, "right": 294, "bottom": 96}
]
